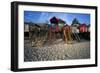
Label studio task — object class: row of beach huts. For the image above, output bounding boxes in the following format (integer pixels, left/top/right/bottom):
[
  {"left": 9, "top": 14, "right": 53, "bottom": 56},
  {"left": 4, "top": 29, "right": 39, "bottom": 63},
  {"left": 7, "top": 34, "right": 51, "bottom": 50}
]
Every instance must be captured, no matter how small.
[{"left": 24, "top": 16, "right": 90, "bottom": 40}]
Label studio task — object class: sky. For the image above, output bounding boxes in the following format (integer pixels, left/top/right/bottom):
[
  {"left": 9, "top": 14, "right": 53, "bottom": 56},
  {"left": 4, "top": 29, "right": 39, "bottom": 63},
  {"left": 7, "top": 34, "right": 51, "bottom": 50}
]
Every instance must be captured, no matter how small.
[{"left": 24, "top": 11, "right": 90, "bottom": 25}]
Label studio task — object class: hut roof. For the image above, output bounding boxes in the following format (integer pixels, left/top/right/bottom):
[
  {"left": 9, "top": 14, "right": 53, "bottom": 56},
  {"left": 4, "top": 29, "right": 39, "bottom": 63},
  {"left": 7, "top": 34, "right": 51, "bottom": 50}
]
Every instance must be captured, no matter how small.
[
  {"left": 50, "top": 16, "right": 66, "bottom": 27},
  {"left": 71, "top": 18, "right": 80, "bottom": 26},
  {"left": 34, "top": 24, "right": 41, "bottom": 28},
  {"left": 50, "top": 16, "right": 59, "bottom": 24},
  {"left": 80, "top": 23, "right": 87, "bottom": 26},
  {"left": 58, "top": 19, "right": 66, "bottom": 24}
]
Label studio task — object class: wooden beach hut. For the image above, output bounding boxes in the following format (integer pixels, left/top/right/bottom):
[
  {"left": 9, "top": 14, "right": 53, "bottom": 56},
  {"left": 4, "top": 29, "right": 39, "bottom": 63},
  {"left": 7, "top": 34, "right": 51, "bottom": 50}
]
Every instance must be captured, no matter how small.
[
  {"left": 78, "top": 23, "right": 87, "bottom": 33},
  {"left": 24, "top": 22, "right": 30, "bottom": 38},
  {"left": 71, "top": 18, "right": 80, "bottom": 41}
]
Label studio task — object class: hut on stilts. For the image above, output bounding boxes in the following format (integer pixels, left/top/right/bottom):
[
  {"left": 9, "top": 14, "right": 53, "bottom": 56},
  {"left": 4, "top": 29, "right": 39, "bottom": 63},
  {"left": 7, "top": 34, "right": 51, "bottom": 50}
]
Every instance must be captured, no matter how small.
[
  {"left": 49, "top": 16, "right": 73, "bottom": 44},
  {"left": 71, "top": 18, "right": 81, "bottom": 42}
]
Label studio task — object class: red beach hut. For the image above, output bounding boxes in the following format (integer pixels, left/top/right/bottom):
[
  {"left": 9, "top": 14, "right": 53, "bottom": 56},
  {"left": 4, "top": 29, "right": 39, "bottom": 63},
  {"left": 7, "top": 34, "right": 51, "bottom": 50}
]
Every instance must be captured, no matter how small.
[{"left": 78, "top": 23, "right": 87, "bottom": 33}]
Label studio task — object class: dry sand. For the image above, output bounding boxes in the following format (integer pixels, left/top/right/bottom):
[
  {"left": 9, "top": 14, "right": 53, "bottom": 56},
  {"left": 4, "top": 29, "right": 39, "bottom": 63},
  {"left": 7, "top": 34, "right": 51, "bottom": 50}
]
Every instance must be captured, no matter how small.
[{"left": 24, "top": 39, "right": 90, "bottom": 62}]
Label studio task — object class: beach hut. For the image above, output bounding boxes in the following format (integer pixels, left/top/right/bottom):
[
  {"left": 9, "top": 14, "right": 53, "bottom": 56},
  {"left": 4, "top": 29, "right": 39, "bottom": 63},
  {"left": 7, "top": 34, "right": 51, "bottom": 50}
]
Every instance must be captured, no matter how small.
[
  {"left": 49, "top": 16, "right": 66, "bottom": 40},
  {"left": 50, "top": 16, "right": 59, "bottom": 27},
  {"left": 50, "top": 16, "right": 66, "bottom": 29},
  {"left": 78, "top": 23, "right": 87, "bottom": 33},
  {"left": 58, "top": 19, "right": 66, "bottom": 30},
  {"left": 62, "top": 24, "right": 73, "bottom": 43},
  {"left": 71, "top": 18, "right": 80, "bottom": 41},
  {"left": 71, "top": 18, "right": 80, "bottom": 33},
  {"left": 24, "top": 22, "right": 30, "bottom": 37},
  {"left": 87, "top": 25, "right": 90, "bottom": 32},
  {"left": 86, "top": 25, "right": 90, "bottom": 40},
  {"left": 78, "top": 23, "right": 90, "bottom": 40}
]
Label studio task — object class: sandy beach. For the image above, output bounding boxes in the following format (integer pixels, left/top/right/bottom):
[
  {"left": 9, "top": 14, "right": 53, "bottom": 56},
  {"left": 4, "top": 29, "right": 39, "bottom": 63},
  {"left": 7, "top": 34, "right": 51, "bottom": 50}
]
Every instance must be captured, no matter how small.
[{"left": 24, "top": 39, "right": 90, "bottom": 62}]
